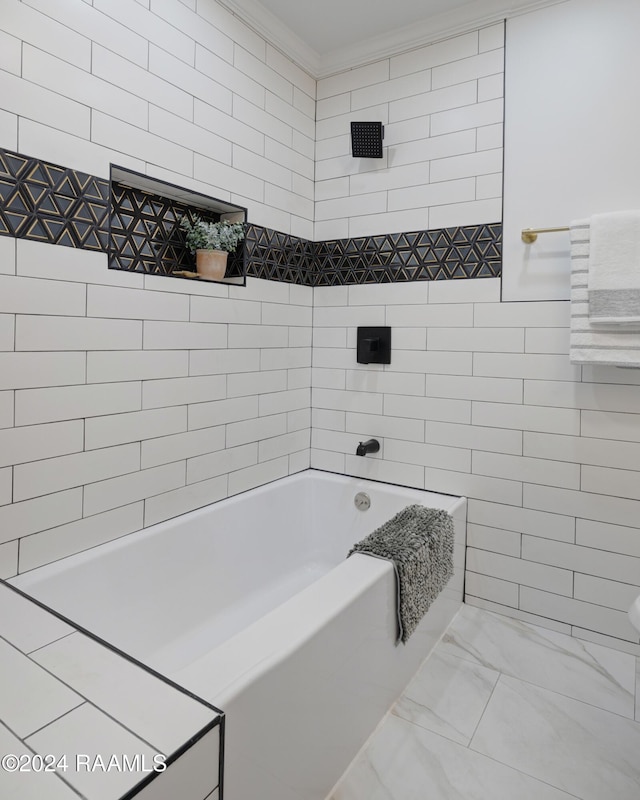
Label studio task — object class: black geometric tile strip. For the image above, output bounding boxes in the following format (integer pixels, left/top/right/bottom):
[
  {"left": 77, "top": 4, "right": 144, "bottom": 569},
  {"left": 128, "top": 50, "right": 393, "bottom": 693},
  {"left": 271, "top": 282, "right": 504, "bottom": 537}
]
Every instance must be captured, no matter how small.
[
  {"left": 245, "top": 223, "right": 501, "bottom": 285},
  {"left": 312, "top": 224, "right": 501, "bottom": 286},
  {"left": 0, "top": 148, "right": 501, "bottom": 286},
  {"left": 109, "top": 183, "right": 244, "bottom": 278},
  {"left": 244, "top": 224, "right": 315, "bottom": 286},
  {"left": 0, "top": 148, "right": 109, "bottom": 251}
]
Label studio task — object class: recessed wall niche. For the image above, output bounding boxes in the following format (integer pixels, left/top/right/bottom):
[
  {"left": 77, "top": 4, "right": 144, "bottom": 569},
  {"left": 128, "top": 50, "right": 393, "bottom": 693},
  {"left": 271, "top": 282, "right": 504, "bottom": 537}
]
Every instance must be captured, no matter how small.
[{"left": 108, "top": 166, "right": 247, "bottom": 284}]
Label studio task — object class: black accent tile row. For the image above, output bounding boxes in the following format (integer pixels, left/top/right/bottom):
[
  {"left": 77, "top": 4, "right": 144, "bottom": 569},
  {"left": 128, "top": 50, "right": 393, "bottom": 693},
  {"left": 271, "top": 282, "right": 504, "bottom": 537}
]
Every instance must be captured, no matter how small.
[
  {"left": 0, "top": 149, "right": 108, "bottom": 251},
  {"left": 244, "top": 223, "right": 501, "bottom": 285},
  {"left": 244, "top": 224, "right": 315, "bottom": 285},
  {"left": 0, "top": 148, "right": 502, "bottom": 286},
  {"left": 312, "top": 224, "right": 502, "bottom": 286}
]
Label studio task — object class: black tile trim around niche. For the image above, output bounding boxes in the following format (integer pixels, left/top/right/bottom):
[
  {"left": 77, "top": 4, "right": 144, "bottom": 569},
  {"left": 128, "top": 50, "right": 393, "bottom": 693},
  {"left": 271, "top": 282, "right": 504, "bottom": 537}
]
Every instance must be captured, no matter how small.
[
  {"left": 0, "top": 147, "right": 502, "bottom": 285},
  {"left": 109, "top": 182, "right": 245, "bottom": 279}
]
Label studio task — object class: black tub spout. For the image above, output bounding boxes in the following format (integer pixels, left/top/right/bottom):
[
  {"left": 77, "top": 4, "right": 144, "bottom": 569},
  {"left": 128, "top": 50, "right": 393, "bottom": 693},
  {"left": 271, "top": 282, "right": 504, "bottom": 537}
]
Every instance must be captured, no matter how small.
[{"left": 356, "top": 439, "right": 380, "bottom": 456}]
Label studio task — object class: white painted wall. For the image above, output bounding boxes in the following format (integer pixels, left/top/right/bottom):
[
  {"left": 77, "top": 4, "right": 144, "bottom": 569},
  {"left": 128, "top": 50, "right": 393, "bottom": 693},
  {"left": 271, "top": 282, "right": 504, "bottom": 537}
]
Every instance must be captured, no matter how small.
[{"left": 502, "top": 0, "right": 640, "bottom": 301}]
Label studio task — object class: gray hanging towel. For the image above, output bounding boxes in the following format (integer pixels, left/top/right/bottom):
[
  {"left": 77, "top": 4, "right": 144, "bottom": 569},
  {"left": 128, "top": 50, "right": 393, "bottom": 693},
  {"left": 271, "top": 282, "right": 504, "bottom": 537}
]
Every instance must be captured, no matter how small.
[{"left": 348, "top": 504, "right": 454, "bottom": 644}]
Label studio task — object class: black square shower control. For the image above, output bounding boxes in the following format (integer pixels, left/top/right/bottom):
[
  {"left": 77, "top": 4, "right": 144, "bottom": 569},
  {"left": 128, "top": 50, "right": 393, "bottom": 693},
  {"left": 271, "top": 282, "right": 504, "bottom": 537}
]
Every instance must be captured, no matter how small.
[{"left": 357, "top": 326, "right": 391, "bottom": 364}]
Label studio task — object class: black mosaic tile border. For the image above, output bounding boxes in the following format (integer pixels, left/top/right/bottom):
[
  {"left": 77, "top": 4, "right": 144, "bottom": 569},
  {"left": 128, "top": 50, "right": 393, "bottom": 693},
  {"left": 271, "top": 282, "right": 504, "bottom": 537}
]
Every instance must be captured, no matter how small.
[
  {"left": 0, "top": 148, "right": 501, "bottom": 285},
  {"left": 244, "top": 224, "right": 315, "bottom": 286},
  {"left": 0, "top": 148, "right": 109, "bottom": 251},
  {"left": 245, "top": 223, "right": 501, "bottom": 285},
  {"left": 313, "top": 224, "right": 501, "bottom": 286}
]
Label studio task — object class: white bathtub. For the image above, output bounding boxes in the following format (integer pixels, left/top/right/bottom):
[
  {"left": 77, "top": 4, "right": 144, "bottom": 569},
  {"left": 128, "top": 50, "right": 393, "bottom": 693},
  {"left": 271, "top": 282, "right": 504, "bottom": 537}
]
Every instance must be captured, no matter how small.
[{"left": 13, "top": 469, "right": 466, "bottom": 800}]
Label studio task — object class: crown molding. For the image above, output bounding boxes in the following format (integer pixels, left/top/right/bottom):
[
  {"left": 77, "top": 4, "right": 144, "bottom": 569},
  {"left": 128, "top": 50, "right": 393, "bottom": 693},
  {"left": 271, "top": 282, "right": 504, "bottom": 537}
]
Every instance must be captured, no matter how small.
[
  {"left": 215, "top": 0, "right": 567, "bottom": 80},
  {"left": 215, "top": 0, "right": 321, "bottom": 77},
  {"left": 316, "top": 0, "right": 567, "bottom": 77}
]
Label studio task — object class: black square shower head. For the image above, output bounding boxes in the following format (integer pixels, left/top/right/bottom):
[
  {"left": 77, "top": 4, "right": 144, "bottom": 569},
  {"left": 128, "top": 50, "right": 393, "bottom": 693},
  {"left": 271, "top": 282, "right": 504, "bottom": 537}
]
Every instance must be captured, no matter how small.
[{"left": 350, "top": 121, "right": 384, "bottom": 158}]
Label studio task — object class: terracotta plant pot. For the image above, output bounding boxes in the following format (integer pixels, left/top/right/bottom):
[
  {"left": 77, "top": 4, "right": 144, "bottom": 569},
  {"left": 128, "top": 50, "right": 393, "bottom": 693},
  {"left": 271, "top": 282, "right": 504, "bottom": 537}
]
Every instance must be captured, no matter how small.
[{"left": 196, "top": 249, "right": 228, "bottom": 281}]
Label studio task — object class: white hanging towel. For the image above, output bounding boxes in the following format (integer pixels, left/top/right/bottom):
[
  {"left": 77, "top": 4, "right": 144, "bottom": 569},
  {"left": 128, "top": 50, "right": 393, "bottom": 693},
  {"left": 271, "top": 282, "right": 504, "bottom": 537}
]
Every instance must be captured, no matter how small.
[
  {"left": 570, "top": 219, "right": 640, "bottom": 366},
  {"left": 588, "top": 210, "right": 640, "bottom": 327}
]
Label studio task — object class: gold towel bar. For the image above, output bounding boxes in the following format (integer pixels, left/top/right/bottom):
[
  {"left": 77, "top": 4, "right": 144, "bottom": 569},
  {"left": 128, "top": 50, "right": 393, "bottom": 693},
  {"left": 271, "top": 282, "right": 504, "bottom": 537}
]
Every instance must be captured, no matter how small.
[{"left": 521, "top": 226, "right": 570, "bottom": 244}]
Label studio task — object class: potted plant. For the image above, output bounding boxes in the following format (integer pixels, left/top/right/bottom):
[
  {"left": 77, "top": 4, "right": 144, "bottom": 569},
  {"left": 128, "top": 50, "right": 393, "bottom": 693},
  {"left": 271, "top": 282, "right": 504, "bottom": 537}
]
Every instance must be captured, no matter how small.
[{"left": 179, "top": 215, "right": 245, "bottom": 281}]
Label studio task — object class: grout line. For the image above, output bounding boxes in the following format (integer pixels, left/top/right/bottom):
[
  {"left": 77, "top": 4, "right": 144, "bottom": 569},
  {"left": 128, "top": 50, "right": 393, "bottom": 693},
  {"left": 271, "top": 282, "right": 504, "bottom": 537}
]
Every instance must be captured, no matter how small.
[
  {"left": 0, "top": 714, "right": 85, "bottom": 799},
  {"left": 467, "top": 668, "right": 501, "bottom": 746}
]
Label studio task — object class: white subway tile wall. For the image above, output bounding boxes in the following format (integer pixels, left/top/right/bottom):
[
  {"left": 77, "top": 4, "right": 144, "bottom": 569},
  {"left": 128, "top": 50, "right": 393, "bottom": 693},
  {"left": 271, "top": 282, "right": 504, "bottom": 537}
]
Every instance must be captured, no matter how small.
[
  {"left": 310, "top": 278, "right": 640, "bottom": 655},
  {"left": 12, "top": 0, "right": 315, "bottom": 233},
  {"left": 315, "top": 24, "right": 504, "bottom": 239},
  {"left": 0, "top": 240, "right": 311, "bottom": 574}
]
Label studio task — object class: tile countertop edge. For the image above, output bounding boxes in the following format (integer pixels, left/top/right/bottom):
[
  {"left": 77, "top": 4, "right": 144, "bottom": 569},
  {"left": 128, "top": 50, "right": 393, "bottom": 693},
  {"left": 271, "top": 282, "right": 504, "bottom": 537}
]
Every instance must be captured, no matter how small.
[{"left": 0, "top": 579, "right": 224, "bottom": 800}]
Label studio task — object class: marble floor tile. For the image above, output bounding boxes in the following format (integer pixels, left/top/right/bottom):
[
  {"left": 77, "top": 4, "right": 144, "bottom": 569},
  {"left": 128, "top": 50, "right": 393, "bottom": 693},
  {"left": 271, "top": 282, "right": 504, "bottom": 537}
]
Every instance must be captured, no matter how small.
[
  {"left": 636, "top": 657, "right": 639, "bottom": 721},
  {"left": 330, "top": 715, "right": 576, "bottom": 800},
  {"left": 440, "top": 605, "right": 636, "bottom": 718},
  {"left": 393, "top": 648, "right": 499, "bottom": 745},
  {"left": 471, "top": 675, "right": 640, "bottom": 800}
]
